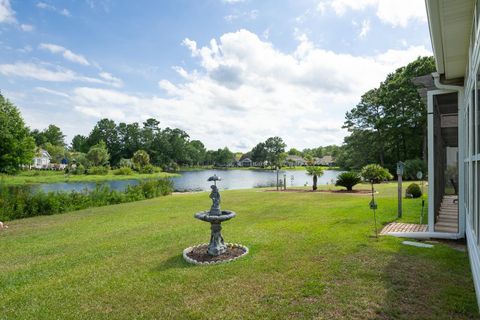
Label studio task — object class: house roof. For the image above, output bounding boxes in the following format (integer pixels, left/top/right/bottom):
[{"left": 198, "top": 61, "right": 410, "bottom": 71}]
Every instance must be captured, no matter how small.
[
  {"left": 286, "top": 155, "right": 305, "bottom": 162},
  {"left": 35, "top": 148, "right": 51, "bottom": 159},
  {"left": 426, "top": 0, "right": 474, "bottom": 80},
  {"left": 241, "top": 158, "right": 252, "bottom": 162}
]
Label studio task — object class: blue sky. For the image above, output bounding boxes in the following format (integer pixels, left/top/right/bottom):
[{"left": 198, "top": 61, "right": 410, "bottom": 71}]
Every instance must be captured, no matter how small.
[{"left": 0, "top": 0, "right": 432, "bottom": 151}]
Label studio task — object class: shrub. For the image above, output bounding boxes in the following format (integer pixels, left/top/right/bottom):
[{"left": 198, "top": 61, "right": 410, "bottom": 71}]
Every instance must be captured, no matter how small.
[
  {"left": 132, "top": 150, "right": 150, "bottom": 170},
  {"left": 162, "top": 162, "right": 180, "bottom": 172},
  {"left": 87, "top": 166, "right": 109, "bottom": 175},
  {"left": 86, "top": 141, "right": 110, "bottom": 166},
  {"left": 138, "top": 164, "right": 161, "bottom": 174},
  {"left": 406, "top": 183, "right": 422, "bottom": 198},
  {"left": 335, "top": 171, "right": 361, "bottom": 191},
  {"left": 71, "top": 164, "right": 86, "bottom": 175},
  {"left": 360, "top": 164, "right": 393, "bottom": 183},
  {"left": 404, "top": 159, "right": 426, "bottom": 180},
  {"left": 113, "top": 166, "right": 133, "bottom": 175},
  {"left": 0, "top": 178, "right": 173, "bottom": 221},
  {"left": 118, "top": 158, "right": 133, "bottom": 168}
]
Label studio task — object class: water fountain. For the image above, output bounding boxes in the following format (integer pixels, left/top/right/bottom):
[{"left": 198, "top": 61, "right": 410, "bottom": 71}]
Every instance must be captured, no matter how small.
[{"left": 183, "top": 175, "right": 248, "bottom": 265}]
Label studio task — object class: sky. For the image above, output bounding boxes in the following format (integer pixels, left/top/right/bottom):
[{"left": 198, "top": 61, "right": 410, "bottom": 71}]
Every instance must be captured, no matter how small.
[{"left": 0, "top": 0, "right": 433, "bottom": 152}]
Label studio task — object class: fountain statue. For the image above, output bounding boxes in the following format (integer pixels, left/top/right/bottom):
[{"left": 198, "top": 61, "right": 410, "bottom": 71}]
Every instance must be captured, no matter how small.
[{"left": 183, "top": 174, "right": 248, "bottom": 264}]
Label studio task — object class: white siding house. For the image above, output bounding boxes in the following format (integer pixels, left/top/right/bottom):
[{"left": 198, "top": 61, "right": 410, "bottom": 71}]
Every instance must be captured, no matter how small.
[
  {"left": 424, "top": 0, "right": 480, "bottom": 308},
  {"left": 32, "top": 149, "right": 51, "bottom": 169}
]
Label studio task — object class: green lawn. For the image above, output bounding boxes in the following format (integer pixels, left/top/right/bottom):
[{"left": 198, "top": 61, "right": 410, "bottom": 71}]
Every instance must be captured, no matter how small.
[
  {"left": 0, "top": 183, "right": 476, "bottom": 319},
  {"left": 0, "top": 170, "right": 178, "bottom": 185}
]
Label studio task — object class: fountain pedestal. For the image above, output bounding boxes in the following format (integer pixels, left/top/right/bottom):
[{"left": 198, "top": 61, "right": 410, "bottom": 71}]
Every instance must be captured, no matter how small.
[{"left": 194, "top": 210, "right": 236, "bottom": 256}]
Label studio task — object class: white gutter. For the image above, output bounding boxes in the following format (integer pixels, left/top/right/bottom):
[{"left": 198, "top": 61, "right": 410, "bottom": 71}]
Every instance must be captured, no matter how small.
[{"left": 432, "top": 72, "right": 463, "bottom": 91}]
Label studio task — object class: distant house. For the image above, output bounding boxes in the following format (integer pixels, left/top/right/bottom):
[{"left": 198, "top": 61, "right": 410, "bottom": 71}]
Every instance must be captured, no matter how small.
[
  {"left": 32, "top": 149, "right": 51, "bottom": 169},
  {"left": 240, "top": 158, "right": 253, "bottom": 167},
  {"left": 285, "top": 155, "right": 306, "bottom": 166},
  {"left": 318, "top": 155, "right": 335, "bottom": 166}
]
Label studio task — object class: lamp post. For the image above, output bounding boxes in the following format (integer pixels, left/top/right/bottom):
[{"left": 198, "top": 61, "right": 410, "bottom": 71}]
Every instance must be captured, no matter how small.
[{"left": 283, "top": 173, "right": 287, "bottom": 191}]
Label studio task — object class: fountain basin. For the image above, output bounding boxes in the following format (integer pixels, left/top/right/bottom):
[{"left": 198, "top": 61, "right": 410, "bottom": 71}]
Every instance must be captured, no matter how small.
[
  {"left": 194, "top": 210, "right": 236, "bottom": 223},
  {"left": 183, "top": 243, "right": 249, "bottom": 265}
]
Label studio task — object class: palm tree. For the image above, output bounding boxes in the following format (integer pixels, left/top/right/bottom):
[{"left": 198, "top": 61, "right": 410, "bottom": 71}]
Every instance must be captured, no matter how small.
[{"left": 306, "top": 166, "right": 324, "bottom": 191}]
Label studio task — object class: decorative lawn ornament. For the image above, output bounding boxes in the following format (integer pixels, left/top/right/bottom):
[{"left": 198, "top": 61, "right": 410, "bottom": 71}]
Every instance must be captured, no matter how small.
[
  {"left": 417, "top": 171, "right": 426, "bottom": 224},
  {"left": 370, "top": 180, "right": 378, "bottom": 238},
  {"left": 183, "top": 175, "right": 248, "bottom": 265}
]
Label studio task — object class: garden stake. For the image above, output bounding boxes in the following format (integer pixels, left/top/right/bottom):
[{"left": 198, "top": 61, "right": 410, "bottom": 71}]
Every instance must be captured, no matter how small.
[{"left": 370, "top": 181, "right": 378, "bottom": 239}]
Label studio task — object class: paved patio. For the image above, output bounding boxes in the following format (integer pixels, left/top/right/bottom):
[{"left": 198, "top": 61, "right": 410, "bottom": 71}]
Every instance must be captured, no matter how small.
[{"left": 381, "top": 222, "right": 428, "bottom": 235}]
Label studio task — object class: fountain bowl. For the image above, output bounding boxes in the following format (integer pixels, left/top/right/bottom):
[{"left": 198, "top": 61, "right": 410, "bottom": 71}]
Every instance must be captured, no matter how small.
[
  {"left": 183, "top": 243, "right": 249, "bottom": 265},
  {"left": 194, "top": 210, "right": 236, "bottom": 223}
]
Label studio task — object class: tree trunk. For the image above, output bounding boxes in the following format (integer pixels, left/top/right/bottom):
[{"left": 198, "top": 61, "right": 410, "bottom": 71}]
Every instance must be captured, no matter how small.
[{"left": 313, "top": 175, "right": 318, "bottom": 191}]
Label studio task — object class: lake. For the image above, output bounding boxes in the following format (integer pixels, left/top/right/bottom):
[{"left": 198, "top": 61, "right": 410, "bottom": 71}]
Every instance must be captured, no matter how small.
[{"left": 33, "top": 169, "right": 342, "bottom": 193}]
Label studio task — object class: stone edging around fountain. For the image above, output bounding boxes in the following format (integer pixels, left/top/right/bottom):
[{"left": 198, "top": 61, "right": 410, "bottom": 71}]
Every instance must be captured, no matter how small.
[{"left": 183, "top": 243, "right": 249, "bottom": 265}]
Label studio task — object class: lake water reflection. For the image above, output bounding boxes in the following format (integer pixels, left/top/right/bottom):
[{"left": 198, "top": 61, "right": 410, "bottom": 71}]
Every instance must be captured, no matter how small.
[{"left": 33, "top": 169, "right": 342, "bottom": 193}]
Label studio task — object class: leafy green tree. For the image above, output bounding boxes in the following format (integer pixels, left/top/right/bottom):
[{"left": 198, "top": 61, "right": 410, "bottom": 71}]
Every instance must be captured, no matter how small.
[
  {"left": 187, "top": 140, "right": 206, "bottom": 165},
  {"left": 31, "top": 124, "right": 65, "bottom": 147},
  {"left": 306, "top": 166, "right": 324, "bottom": 191},
  {"left": 43, "top": 142, "right": 67, "bottom": 163},
  {"left": 132, "top": 150, "right": 150, "bottom": 169},
  {"left": 0, "top": 94, "right": 35, "bottom": 172},
  {"left": 43, "top": 125, "right": 65, "bottom": 146},
  {"left": 264, "top": 136, "right": 286, "bottom": 168},
  {"left": 288, "top": 148, "right": 302, "bottom": 156},
  {"left": 86, "top": 141, "right": 110, "bottom": 167},
  {"left": 71, "top": 135, "right": 89, "bottom": 153},
  {"left": 251, "top": 142, "right": 268, "bottom": 164},
  {"left": 211, "top": 147, "right": 234, "bottom": 166},
  {"left": 340, "top": 56, "right": 436, "bottom": 172},
  {"left": 360, "top": 164, "right": 393, "bottom": 183},
  {"left": 87, "top": 119, "right": 121, "bottom": 165}
]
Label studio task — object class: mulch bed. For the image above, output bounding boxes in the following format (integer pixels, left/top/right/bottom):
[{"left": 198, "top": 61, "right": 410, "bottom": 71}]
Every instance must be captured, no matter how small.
[
  {"left": 264, "top": 189, "right": 372, "bottom": 194},
  {"left": 186, "top": 244, "right": 247, "bottom": 263}
]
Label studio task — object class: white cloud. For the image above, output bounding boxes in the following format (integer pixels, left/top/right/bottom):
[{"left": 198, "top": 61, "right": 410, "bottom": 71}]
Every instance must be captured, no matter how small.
[
  {"left": 70, "top": 29, "right": 432, "bottom": 150},
  {"left": 0, "top": 0, "right": 35, "bottom": 31},
  {"left": 224, "top": 9, "right": 258, "bottom": 22},
  {"left": 35, "top": 86, "right": 70, "bottom": 98},
  {"left": 20, "top": 24, "right": 34, "bottom": 32},
  {"left": 39, "top": 43, "right": 90, "bottom": 66},
  {"left": 222, "top": 0, "right": 245, "bottom": 3},
  {"left": 358, "top": 19, "right": 370, "bottom": 38},
  {"left": 98, "top": 72, "right": 123, "bottom": 88},
  {"left": 0, "top": 62, "right": 122, "bottom": 87},
  {"left": 319, "top": 0, "right": 427, "bottom": 27},
  {"left": 37, "top": 2, "right": 70, "bottom": 17},
  {"left": 0, "top": 0, "right": 15, "bottom": 24}
]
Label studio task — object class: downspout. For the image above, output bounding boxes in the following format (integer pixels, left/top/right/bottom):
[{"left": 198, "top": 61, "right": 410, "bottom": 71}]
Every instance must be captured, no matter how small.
[{"left": 390, "top": 72, "right": 464, "bottom": 240}]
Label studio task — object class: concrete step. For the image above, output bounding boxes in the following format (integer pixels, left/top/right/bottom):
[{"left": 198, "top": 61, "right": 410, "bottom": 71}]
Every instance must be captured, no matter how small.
[
  {"left": 436, "top": 216, "right": 458, "bottom": 222},
  {"left": 438, "top": 211, "right": 458, "bottom": 216},
  {"left": 435, "top": 222, "right": 458, "bottom": 229},
  {"left": 435, "top": 225, "right": 458, "bottom": 233}
]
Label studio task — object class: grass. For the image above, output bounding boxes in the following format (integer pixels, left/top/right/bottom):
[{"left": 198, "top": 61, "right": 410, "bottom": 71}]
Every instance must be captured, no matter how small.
[
  {"left": 0, "top": 183, "right": 476, "bottom": 319},
  {"left": 0, "top": 170, "right": 178, "bottom": 185}
]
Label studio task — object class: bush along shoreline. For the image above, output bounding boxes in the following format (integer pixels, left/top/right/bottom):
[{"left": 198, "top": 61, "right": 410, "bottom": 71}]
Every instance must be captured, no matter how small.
[{"left": 0, "top": 178, "right": 173, "bottom": 221}]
